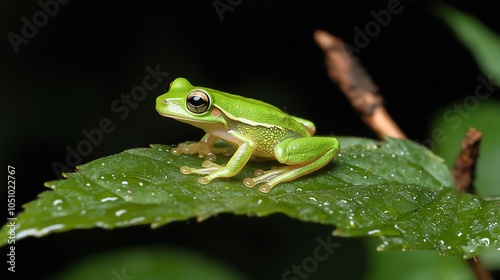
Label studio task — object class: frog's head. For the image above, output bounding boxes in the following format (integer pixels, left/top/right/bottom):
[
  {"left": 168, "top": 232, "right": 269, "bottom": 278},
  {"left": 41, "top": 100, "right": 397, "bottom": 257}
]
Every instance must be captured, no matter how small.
[{"left": 156, "top": 78, "right": 225, "bottom": 129}]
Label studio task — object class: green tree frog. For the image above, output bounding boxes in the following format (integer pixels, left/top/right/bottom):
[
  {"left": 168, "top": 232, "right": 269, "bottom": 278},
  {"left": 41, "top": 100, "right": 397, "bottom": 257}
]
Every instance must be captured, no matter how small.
[{"left": 155, "top": 78, "right": 340, "bottom": 193}]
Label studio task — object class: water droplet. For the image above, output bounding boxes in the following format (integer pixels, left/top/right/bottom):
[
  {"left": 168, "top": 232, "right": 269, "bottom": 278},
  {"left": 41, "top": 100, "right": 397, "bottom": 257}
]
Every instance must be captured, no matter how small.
[
  {"left": 394, "top": 224, "right": 406, "bottom": 234},
  {"left": 296, "top": 188, "right": 303, "bottom": 192},
  {"left": 115, "top": 209, "right": 127, "bottom": 217},
  {"left": 121, "top": 181, "right": 128, "bottom": 185},
  {"left": 53, "top": 199, "right": 63, "bottom": 206},
  {"left": 309, "top": 197, "right": 317, "bottom": 202},
  {"left": 128, "top": 217, "right": 145, "bottom": 224},
  {"left": 17, "top": 224, "right": 66, "bottom": 240},
  {"left": 480, "top": 238, "right": 490, "bottom": 246},
  {"left": 139, "top": 182, "right": 144, "bottom": 186},
  {"left": 101, "top": 197, "right": 118, "bottom": 202}
]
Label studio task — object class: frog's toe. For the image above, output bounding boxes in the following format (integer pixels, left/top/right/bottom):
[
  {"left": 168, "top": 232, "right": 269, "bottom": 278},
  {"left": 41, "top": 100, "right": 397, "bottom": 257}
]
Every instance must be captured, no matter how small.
[
  {"left": 180, "top": 166, "right": 193, "bottom": 174},
  {"left": 198, "top": 177, "right": 211, "bottom": 185},
  {"left": 201, "top": 160, "right": 221, "bottom": 168},
  {"left": 258, "top": 184, "right": 273, "bottom": 194},
  {"left": 204, "top": 153, "right": 217, "bottom": 162},
  {"left": 243, "top": 178, "right": 256, "bottom": 188},
  {"left": 171, "top": 147, "right": 183, "bottom": 156},
  {"left": 253, "top": 169, "right": 265, "bottom": 176}
]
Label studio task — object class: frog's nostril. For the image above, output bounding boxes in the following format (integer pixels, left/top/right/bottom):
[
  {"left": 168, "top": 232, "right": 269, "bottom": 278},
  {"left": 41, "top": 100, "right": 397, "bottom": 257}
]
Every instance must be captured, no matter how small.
[{"left": 162, "top": 99, "right": 168, "bottom": 104}]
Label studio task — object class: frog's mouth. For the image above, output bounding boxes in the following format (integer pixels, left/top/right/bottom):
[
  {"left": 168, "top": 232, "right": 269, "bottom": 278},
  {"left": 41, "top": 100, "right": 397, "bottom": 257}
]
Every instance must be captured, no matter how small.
[
  {"left": 156, "top": 111, "right": 173, "bottom": 118},
  {"left": 158, "top": 112, "right": 213, "bottom": 125}
]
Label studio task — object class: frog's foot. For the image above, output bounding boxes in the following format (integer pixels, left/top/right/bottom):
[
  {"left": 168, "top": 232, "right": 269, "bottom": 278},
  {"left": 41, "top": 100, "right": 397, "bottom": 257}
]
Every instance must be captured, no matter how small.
[
  {"left": 172, "top": 142, "right": 217, "bottom": 161},
  {"left": 172, "top": 142, "right": 234, "bottom": 162},
  {"left": 180, "top": 161, "right": 225, "bottom": 185},
  {"left": 243, "top": 166, "right": 296, "bottom": 193}
]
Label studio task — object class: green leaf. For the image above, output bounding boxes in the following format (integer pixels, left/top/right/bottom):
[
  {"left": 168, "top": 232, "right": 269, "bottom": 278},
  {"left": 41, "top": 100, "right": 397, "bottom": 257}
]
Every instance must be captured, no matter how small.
[
  {"left": 1, "top": 137, "right": 499, "bottom": 258},
  {"left": 435, "top": 3, "right": 500, "bottom": 82},
  {"left": 49, "top": 246, "right": 246, "bottom": 280},
  {"left": 365, "top": 240, "right": 474, "bottom": 280}
]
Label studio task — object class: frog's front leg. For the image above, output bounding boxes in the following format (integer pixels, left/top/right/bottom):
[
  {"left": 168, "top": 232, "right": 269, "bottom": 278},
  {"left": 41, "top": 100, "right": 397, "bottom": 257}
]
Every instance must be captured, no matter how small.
[
  {"left": 180, "top": 131, "right": 256, "bottom": 185},
  {"left": 244, "top": 137, "right": 340, "bottom": 193},
  {"left": 171, "top": 133, "right": 234, "bottom": 162}
]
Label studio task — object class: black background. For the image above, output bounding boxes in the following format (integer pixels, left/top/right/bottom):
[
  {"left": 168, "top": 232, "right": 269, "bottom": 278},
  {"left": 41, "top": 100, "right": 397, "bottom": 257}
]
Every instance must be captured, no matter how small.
[{"left": 2, "top": 0, "right": 499, "bottom": 279}]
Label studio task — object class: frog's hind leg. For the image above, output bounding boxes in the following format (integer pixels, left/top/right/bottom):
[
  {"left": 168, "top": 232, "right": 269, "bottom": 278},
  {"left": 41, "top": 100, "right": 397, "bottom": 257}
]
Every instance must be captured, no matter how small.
[{"left": 244, "top": 137, "right": 339, "bottom": 193}]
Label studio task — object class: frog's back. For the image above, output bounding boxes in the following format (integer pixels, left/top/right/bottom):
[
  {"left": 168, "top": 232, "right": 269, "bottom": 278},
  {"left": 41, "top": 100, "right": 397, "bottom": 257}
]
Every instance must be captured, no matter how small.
[{"left": 207, "top": 88, "right": 310, "bottom": 137}]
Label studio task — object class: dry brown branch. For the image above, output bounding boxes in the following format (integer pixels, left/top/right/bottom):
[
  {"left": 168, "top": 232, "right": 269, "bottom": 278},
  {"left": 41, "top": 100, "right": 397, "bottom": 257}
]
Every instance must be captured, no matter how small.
[
  {"left": 452, "top": 128, "right": 491, "bottom": 280},
  {"left": 313, "top": 30, "right": 406, "bottom": 140},
  {"left": 314, "top": 30, "right": 492, "bottom": 280},
  {"left": 452, "top": 127, "right": 482, "bottom": 193},
  {"left": 467, "top": 258, "right": 493, "bottom": 280}
]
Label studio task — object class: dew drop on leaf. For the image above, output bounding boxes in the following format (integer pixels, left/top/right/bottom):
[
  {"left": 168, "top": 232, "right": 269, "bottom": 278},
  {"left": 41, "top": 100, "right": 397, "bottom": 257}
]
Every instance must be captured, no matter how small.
[
  {"left": 115, "top": 209, "right": 127, "bottom": 217},
  {"left": 480, "top": 238, "right": 490, "bottom": 246},
  {"left": 52, "top": 199, "right": 63, "bottom": 206}
]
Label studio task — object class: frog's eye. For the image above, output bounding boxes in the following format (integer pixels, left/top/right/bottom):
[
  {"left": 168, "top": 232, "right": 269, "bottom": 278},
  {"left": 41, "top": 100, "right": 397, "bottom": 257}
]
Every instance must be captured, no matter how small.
[{"left": 186, "top": 90, "right": 210, "bottom": 113}]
